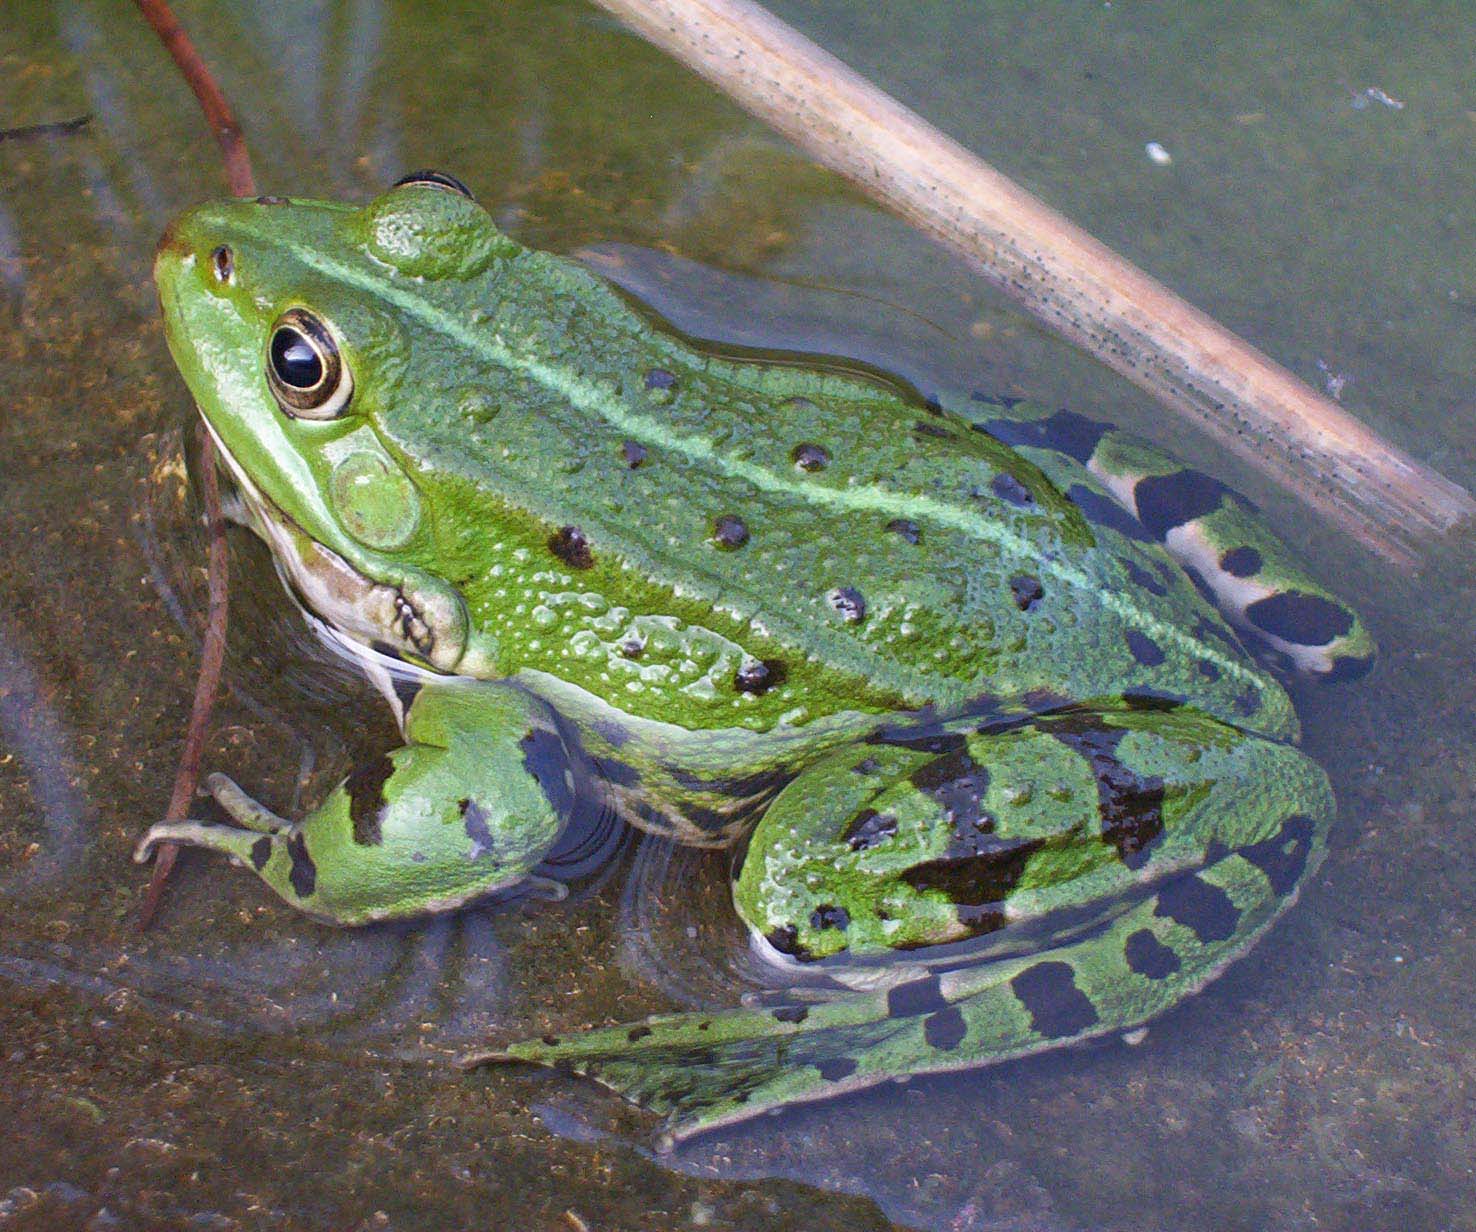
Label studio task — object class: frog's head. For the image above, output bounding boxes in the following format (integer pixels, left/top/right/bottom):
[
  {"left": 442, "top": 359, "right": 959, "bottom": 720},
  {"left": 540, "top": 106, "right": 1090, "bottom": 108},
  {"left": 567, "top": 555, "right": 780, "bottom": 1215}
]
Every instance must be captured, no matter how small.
[{"left": 154, "top": 173, "right": 519, "bottom": 675}]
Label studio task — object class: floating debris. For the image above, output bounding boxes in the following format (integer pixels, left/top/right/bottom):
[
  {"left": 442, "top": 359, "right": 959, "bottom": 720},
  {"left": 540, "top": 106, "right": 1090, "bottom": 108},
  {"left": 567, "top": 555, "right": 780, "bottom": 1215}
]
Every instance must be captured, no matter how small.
[{"left": 1145, "top": 141, "right": 1172, "bottom": 166}]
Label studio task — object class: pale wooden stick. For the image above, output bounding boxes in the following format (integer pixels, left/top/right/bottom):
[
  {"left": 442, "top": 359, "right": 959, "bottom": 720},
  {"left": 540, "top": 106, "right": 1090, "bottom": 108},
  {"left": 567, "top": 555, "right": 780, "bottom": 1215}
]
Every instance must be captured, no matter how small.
[{"left": 591, "top": 0, "right": 1474, "bottom": 566}]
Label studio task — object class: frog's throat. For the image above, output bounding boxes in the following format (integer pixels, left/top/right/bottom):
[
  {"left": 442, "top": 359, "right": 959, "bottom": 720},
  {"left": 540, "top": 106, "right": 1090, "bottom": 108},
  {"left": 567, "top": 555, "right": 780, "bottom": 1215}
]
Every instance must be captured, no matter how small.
[{"left": 201, "top": 417, "right": 478, "bottom": 675}]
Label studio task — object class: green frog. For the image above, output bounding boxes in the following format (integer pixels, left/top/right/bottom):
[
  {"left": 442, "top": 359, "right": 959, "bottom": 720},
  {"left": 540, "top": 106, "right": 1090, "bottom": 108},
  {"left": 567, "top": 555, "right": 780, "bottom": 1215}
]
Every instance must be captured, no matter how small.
[{"left": 137, "top": 173, "right": 1374, "bottom": 1146}]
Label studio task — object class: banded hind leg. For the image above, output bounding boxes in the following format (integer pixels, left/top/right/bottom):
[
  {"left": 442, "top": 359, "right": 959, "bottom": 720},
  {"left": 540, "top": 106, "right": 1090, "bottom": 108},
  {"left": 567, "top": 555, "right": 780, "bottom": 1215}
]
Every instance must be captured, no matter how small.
[
  {"left": 467, "top": 703, "right": 1333, "bottom": 1145},
  {"left": 947, "top": 395, "right": 1375, "bottom": 679}
]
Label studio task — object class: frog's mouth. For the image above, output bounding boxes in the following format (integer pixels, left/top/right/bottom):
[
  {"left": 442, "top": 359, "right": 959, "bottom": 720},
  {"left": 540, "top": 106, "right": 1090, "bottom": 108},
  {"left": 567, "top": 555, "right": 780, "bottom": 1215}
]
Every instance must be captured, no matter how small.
[{"left": 201, "top": 420, "right": 468, "bottom": 674}]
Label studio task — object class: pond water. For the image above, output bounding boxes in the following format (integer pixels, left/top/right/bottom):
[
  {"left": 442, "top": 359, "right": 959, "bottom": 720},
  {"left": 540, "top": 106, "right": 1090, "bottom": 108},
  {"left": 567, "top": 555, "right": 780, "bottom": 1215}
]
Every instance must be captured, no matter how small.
[{"left": 2, "top": 2, "right": 1473, "bottom": 1229}]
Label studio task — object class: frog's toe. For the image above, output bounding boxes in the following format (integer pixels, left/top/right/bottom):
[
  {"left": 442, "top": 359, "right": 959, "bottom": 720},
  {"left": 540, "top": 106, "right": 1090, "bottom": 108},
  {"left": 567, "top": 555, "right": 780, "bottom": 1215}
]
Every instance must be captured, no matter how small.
[{"left": 133, "top": 819, "right": 266, "bottom": 864}]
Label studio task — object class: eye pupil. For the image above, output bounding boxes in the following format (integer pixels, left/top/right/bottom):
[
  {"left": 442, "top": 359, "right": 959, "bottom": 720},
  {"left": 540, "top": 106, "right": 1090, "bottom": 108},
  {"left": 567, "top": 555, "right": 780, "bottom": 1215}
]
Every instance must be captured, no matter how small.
[{"left": 270, "top": 327, "right": 323, "bottom": 389}]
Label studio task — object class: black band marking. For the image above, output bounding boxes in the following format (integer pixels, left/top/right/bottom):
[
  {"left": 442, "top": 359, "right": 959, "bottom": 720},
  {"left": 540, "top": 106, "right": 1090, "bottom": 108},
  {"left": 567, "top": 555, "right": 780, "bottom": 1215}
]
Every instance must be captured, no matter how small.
[
  {"left": 1133, "top": 470, "right": 1229, "bottom": 540},
  {"left": 286, "top": 833, "right": 317, "bottom": 898},
  {"left": 1244, "top": 592, "right": 1353, "bottom": 647},
  {"left": 886, "top": 975, "right": 949, "bottom": 1017},
  {"left": 924, "top": 1005, "right": 967, "bottom": 1050},
  {"left": 1239, "top": 812, "right": 1316, "bottom": 895},
  {"left": 1219, "top": 545, "right": 1263, "bottom": 577},
  {"left": 345, "top": 755, "right": 394, "bottom": 846},
  {"left": 250, "top": 836, "right": 272, "bottom": 872},
  {"left": 1124, "top": 928, "right": 1181, "bottom": 980},
  {"left": 1065, "top": 484, "right": 1154, "bottom": 541},
  {"left": 817, "top": 1057, "right": 858, "bottom": 1082},
  {"left": 980, "top": 409, "right": 1110, "bottom": 463},
  {"left": 1153, "top": 873, "right": 1240, "bottom": 943},
  {"left": 1010, "top": 960, "right": 1100, "bottom": 1038}
]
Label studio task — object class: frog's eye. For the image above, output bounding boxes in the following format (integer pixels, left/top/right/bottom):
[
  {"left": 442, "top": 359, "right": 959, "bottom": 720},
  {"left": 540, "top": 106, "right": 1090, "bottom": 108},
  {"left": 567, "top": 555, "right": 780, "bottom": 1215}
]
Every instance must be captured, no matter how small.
[
  {"left": 266, "top": 308, "right": 353, "bottom": 419},
  {"left": 391, "top": 169, "right": 475, "bottom": 200}
]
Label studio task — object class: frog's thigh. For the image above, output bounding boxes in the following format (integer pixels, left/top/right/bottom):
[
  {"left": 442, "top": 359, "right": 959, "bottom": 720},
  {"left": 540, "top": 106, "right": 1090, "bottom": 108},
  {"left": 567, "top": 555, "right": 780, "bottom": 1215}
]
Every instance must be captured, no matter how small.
[
  {"left": 139, "top": 684, "right": 581, "bottom": 925},
  {"left": 735, "top": 709, "right": 1334, "bottom": 968},
  {"left": 944, "top": 395, "right": 1374, "bottom": 679}
]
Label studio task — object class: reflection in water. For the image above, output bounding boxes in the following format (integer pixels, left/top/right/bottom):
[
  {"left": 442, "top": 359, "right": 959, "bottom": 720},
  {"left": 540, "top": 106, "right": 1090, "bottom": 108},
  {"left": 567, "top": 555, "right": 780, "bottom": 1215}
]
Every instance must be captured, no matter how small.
[
  {"left": 59, "top": 1, "right": 170, "bottom": 229},
  {"left": 0, "top": 625, "right": 90, "bottom": 893}
]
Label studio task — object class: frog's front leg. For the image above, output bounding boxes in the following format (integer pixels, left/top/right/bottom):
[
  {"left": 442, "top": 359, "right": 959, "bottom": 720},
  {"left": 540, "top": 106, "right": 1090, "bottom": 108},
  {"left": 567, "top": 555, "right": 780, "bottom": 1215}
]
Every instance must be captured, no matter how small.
[
  {"left": 475, "top": 705, "right": 1332, "bottom": 1145},
  {"left": 135, "top": 684, "right": 584, "bottom": 924}
]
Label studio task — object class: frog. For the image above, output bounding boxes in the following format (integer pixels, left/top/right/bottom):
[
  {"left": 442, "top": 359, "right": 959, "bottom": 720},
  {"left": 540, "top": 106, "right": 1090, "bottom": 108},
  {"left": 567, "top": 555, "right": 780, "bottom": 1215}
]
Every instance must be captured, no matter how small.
[{"left": 136, "top": 172, "right": 1375, "bottom": 1147}]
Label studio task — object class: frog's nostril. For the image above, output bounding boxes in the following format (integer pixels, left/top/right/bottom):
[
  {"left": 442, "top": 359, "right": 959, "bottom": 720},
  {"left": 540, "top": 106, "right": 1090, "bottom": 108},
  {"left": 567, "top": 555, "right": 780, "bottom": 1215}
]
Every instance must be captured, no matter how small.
[{"left": 156, "top": 218, "right": 185, "bottom": 260}]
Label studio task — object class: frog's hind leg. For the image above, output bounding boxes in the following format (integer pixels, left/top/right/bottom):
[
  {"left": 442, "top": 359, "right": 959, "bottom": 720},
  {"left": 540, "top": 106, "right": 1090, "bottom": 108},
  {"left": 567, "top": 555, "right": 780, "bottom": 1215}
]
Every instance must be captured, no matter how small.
[
  {"left": 466, "top": 706, "right": 1334, "bottom": 1147},
  {"left": 952, "top": 395, "right": 1375, "bottom": 680}
]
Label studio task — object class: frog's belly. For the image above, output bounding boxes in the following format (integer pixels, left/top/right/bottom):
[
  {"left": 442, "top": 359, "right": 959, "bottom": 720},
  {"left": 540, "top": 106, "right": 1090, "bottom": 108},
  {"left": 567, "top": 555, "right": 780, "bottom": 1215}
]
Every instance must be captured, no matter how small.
[{"left": 515, "top": 668, "right": 881, "bottom": 847}]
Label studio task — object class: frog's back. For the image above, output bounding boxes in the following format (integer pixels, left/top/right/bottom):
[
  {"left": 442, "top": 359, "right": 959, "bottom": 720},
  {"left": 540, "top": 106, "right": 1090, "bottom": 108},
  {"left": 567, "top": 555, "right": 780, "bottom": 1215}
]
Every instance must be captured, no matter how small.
[{"left": 366, "top": 237, "right": 1294, "bottom": 740}]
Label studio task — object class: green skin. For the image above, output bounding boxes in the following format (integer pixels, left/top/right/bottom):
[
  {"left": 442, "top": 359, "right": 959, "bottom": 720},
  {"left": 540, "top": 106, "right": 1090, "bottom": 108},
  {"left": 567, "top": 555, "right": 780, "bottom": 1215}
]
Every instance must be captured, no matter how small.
[{"left": 138, "top": 180, "right": 1375, "bottom": 1147}]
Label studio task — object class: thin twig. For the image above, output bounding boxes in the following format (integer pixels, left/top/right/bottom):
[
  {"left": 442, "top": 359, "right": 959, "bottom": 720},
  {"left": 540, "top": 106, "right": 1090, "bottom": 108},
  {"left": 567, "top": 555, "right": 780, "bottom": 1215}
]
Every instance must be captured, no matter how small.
[
  {"left": 132, "top": 0, "right": 252, "bottom": 926},
  {"left": 0, "top": 115, "right": 91, "bottom": 143},
  {"left": 590, "top": 0, "right": 1475, "bottom": 566},
  {"left": 138, "top": 428, "right": 231, "bottom": 928},
  {"left": 132, "top": 0, "right": 255, "bottom": 198}
]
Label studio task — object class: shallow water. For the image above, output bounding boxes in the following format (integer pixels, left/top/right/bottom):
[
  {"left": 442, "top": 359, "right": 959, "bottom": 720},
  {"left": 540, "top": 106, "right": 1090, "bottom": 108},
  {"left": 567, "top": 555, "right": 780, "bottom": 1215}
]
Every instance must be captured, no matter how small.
[{"left": 2, "top": 2, "right": 1474, "bottom": 1228}]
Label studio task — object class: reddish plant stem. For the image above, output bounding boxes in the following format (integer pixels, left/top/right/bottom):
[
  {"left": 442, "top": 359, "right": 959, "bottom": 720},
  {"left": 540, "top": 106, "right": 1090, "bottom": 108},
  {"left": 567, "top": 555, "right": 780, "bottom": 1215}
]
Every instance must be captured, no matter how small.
[
  {"left": 132, "top": 0, "right": 256, "bottom": 197},
  {"left": 138, "top": 429, "right": 231, "bottom": 928},
  {"left": 133, "top": 0, "right": 253, "bottom": 926}
]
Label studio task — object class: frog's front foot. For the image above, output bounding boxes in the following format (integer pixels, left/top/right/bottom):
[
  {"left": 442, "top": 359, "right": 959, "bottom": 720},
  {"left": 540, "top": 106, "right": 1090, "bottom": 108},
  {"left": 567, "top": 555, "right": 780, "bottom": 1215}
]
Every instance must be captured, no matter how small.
[{"left": 134, "top": 685, "right": 586, "bottom": 925}]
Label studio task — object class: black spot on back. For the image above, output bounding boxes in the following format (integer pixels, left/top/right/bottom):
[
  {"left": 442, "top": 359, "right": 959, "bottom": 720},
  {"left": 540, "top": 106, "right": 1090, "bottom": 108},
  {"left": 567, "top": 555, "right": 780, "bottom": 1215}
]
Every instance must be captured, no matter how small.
[
  {"left": 1154, "top": 872, "right": 1240, "bottom": 942},
  {"left": 828, "top": 586, "right": 867, "bottom": 624},
  {"left": 773, "top": 1005, "right": 808, "bottom": 1024},
  {"left": 344, "top": 754, "right": 394, "bottom": 846},
  {"left": 1124, "top": 928, "right": 1181, "bottom": 980},
  {"left": 1238, "top": 812, "right": 1316, "bottom": 895},
  {"left": 990, "top": 472, "right": 1034, "bottom": 507},
  {"left": 1124, "top": 558, "right": 1168, "bottom": 594},
  {"left": 627, "top": 1025, "right": 652, "bottom": 1041},
  {"left": 735, "top": 659, "right": 785, "bottom": 695},
  {"left": 1065, "top": 484, "right": 1153, "bottom": 541},
  {"left": 1010, "top": 574, "right": 1044, "bottom": 611},
  {"left": 886, "top": 975, "right": 949, "bottom": 1017},
  {"left": 250, "top": 836, "right": 272, "bottom": 872},
  {"left": 1010, "top": 960, "right": 1100, "bottom": 1038},
  {"left": 1244, "top": 592, "right": 1354, "bottom": 647},
  {"left": 549, "top": 525, "right": 594, "bottom": 569},
  {"left": 886, "top": 518, "right": 921, "bottom": 544},
  {"left": 1134, "top": 470, "right": 1229, "bottom": 539},
  {"left": 1219, "top": 546, "right": 1262, "bottom": 577},
  {"left": 981, "top": 409, "right": 1110, "bottom": 463},
  {"left": 1125, "top": 629, "right": 1166, "bottom": 667},
  {"left": 286, "top": 833, "right": 316, "bottom": 898},
  {"left": 924, "top": 1005, "right": 967, "bottom": 1050}
]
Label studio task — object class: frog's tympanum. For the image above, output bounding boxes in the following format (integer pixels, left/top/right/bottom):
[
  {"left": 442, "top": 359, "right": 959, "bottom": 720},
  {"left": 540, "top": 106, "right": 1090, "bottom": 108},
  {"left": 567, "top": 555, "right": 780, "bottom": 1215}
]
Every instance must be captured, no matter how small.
[{"left": 139, "top": 174, "right": 1375, "bottom": 1145}]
